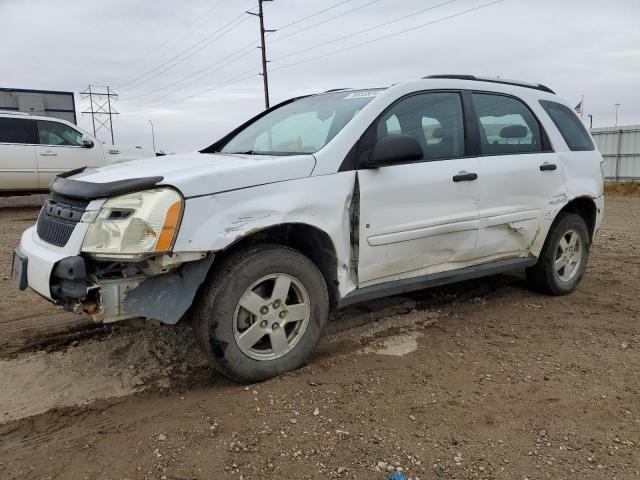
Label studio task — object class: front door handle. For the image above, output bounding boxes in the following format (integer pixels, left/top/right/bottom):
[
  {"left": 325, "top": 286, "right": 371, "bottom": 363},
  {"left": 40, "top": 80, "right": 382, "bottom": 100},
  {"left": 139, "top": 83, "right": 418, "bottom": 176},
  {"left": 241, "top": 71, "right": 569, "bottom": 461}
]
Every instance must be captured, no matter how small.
[
  {"left": 40, "top": 151, "right": 58, "bottom": 157},
  {"left": 540, "top": 162, "right": 557, "bottom": 171},
  {"left": 453, "top": 171, "right": 478, "bottom": 182}
]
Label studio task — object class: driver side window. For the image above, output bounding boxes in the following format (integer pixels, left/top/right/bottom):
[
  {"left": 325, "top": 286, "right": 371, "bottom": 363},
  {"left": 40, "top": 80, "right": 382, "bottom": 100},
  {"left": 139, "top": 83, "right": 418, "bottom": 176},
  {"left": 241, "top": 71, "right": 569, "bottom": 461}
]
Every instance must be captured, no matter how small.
[
  {"left": 37, "top": 120, "right": 83, "bottom": 147},
  {"left": 374, "top": 92, "right": 465, "bottom": 161}
]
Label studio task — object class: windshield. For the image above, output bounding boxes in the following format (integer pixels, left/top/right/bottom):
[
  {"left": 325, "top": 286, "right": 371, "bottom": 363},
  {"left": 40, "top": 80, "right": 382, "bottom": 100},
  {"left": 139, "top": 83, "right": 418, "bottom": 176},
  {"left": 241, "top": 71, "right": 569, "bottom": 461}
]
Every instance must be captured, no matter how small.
[{"left": 220, "top": 89, "right": 384, "bottom": 155}]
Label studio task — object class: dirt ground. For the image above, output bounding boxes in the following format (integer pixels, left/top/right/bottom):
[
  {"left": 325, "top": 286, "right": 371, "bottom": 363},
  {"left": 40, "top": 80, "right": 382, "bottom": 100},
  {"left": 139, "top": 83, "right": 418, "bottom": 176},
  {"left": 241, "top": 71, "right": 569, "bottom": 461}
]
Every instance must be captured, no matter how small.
[{"left": 0, "top": 193, "right": 638, "bottom": 480}]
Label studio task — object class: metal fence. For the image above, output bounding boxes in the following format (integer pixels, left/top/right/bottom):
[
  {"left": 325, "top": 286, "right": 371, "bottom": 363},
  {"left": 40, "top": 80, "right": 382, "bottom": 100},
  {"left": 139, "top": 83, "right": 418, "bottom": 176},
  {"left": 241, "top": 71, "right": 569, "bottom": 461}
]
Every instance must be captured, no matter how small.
[{"left": 591, "top": 125, "right": 640, "bottom": 181}]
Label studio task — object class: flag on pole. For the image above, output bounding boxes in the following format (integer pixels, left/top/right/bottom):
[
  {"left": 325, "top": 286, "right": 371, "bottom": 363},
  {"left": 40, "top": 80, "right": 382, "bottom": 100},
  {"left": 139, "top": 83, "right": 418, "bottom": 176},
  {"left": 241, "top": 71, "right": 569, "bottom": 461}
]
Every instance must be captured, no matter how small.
[{"left": 574, "top": 101, "right": 582, "bottom": 114}]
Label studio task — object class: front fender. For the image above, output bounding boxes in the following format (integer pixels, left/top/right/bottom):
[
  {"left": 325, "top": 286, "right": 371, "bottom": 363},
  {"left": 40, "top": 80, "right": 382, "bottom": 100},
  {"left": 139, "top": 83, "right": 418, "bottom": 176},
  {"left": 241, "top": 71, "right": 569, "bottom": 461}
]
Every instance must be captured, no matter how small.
[{"left": 173, "top": 173, "right": 357, "bottom": 297}]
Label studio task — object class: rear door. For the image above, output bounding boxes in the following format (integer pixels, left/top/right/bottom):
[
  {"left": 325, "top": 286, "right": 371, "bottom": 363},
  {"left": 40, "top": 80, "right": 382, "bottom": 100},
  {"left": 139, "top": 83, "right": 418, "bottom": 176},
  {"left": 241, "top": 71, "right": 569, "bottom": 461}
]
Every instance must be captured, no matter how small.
[
  {"left": 0, "top": 117, "right": 38, "bottom": 191},
  {"left": 471, "top": 92, "right": 567, "bottom": 259},
  {"left": 35, "top": 120, "right": 104, "bottom": 187},
  {"left": 356, "top": 91, "right": 481, "bottom": 286}
]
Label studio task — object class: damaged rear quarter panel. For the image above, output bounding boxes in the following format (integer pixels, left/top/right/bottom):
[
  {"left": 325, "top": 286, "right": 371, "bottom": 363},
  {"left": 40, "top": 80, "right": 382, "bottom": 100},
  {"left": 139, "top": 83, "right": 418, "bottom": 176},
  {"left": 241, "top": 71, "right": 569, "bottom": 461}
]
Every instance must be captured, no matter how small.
[{"left": 173, "top": 173, "right": 358, "bottom": 297}]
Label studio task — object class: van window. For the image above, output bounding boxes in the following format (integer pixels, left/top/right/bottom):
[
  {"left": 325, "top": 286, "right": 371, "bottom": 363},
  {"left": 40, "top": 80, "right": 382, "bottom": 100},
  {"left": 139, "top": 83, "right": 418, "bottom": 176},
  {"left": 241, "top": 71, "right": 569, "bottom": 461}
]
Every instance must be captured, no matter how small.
[
  {"left": 0, "top": 117, "right": 35, "bottom": 144},
  {"left": 375, "top": 92, "right": 465, "bottom": 161},
  {"left": 539, "top": 100, "right": 594, "bottom": 151},
  {"left": 37, "top": 120, "right": 84, "bottom": 146},
  {"left": 473, "top": 94, "right": 542, "bottom": 155}
]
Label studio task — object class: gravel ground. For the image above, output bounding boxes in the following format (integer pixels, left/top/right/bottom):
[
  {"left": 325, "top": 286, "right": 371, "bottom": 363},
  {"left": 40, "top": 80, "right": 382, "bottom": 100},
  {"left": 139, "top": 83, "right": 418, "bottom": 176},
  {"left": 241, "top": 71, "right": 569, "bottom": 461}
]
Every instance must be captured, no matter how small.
[{"left": 0, "top": 194, "right": 638, "bottom": 480}]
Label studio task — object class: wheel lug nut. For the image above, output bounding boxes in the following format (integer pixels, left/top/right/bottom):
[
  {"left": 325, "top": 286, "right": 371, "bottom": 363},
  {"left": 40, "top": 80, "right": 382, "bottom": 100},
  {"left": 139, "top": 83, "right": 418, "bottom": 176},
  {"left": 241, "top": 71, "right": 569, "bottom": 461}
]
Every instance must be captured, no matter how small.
[
  {"left": 260, "top": 320, "right": 268, "bottom": 328},
  {"left": 279, "top": 310, "right": 287, "bottom": 319},
  {"left": 273, "top": 322, "right": 280, "bottom": 329},
  {"left": 260, "top": 306, "right": 269, "bottom": 315},
  {"left": 273, "top": 300, "right": 281, "bottom": 309}
]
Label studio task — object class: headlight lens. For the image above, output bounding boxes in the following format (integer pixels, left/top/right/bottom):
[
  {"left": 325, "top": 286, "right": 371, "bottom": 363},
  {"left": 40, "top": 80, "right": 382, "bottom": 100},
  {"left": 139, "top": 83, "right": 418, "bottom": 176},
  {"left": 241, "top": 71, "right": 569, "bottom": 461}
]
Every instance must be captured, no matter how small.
[{"left": 82, "top": 188, "right": 182, "bottom": 257}]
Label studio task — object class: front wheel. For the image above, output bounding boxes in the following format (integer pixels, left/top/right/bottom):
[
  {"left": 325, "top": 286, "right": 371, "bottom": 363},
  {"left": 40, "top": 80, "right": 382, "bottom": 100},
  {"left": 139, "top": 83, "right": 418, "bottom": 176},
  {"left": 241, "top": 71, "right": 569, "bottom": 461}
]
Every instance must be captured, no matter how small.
[
  {"left": 526, "top": 213, "right": 590, "bottom": 295},
  {"left": 191, "top": 244, "right": 329, "bottom": 383}
]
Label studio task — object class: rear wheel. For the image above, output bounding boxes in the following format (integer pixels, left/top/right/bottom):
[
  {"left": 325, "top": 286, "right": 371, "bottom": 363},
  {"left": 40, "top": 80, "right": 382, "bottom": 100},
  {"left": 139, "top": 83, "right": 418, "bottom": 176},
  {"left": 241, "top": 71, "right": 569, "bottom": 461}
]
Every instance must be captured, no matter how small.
[
  {"left": 192, "top": 244, "right": 329, "bottom": 383},
  {"left": 526, "top": 213, "right": 590, "bottom": 295}
]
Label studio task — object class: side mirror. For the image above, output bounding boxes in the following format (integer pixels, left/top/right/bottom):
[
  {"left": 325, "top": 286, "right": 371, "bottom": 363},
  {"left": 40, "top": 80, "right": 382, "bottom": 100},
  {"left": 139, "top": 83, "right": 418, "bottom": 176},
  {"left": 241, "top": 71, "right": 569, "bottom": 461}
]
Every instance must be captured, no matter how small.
[
  {"left": 364, "top": 134, "right": 423, "bottom": 168},
  {"left": 82, "top": 134, "right": 94, "bottom": 148}
]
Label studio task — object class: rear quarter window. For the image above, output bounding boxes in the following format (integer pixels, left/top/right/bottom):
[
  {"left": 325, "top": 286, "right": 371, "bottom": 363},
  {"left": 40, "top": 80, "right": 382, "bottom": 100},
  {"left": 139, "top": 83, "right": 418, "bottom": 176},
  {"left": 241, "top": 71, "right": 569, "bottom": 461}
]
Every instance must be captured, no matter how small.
[
  {"left": 539, "top": 100, "right": 594, "bottom": 151},
  {"left": 0, "top": 117, "right": 35, "bottom": 144}
]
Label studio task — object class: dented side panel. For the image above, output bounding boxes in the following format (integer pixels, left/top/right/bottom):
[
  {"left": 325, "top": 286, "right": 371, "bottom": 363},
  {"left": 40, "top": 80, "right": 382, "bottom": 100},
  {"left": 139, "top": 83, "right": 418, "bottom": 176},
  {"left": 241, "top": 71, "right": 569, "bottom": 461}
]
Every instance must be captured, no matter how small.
[
  {"left": 173, "top": 172, "right": 358, "bottom": 298},
  {"left": 474, "top": 150, "right": 568, "bottom": 259}
]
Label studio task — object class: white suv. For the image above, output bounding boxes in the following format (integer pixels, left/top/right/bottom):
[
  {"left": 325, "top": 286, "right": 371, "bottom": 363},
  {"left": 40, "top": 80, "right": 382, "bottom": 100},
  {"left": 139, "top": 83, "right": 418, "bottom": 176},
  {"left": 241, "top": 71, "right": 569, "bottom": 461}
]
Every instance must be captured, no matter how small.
[
  {"left": 0, "top": 112, "right": 154, "bottom": 195},
  {"left": 13, "top": 75, "right": 604, "bottom": 382}
]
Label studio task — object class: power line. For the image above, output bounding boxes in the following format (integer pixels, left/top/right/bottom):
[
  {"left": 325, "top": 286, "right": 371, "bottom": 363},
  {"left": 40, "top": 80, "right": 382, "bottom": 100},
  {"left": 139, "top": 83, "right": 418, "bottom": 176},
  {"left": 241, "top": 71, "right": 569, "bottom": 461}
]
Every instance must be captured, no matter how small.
[
  {"left": 270, "top": 0, "right": 503, "bottom": 73},
  {"left": 273, "top": 0, "right": 356, "bottom": 31},
  {"left": 116, "top": 10, "right": 253, "bottom": 91},
  {"left": 138, "top": 0, "right": 504, "bottom": 112},
  {"left": 135, "top": 66, "right": 263, "bottom": 113},
  {"left": 132, "top": 43, "right": 259, "bottom": 108},
  {"left": 272, "top": 0, "right": 457, "bottom": 62},
  {"left": 126, "top": 1, "right": 370, "bottom": 106},
  {"left": 268, "top": 0, "right": 383, "bottom": 45},
  {"left": 122, "top": 0, "right": 237, "bottom": 71}
]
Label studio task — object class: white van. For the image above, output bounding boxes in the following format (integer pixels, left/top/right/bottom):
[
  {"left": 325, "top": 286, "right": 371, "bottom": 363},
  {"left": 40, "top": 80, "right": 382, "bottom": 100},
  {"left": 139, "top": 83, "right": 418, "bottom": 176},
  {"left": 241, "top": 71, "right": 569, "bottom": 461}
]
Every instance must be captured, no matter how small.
[{"left": 0, "top": 112, "right": 154, "bottom": 195}]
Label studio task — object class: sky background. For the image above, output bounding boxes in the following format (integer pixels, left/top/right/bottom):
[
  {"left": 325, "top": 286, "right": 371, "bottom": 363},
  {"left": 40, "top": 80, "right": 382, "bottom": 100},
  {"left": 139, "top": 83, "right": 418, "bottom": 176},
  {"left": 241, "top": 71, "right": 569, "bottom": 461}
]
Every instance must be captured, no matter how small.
[{"left": 1, "top": 0, "right": 639, "bottom": 153}]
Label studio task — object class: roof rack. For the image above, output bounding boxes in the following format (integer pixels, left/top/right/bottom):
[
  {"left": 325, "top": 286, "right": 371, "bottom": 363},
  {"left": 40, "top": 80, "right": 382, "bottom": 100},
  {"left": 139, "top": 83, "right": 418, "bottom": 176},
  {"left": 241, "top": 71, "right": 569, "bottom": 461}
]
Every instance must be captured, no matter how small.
[
  {"left": 324, "top": 88, "right": 352, "bottom": 93},
  {"left": 423, "top": 74, "right": 555, "bottom": 94},
  {"left": 0, "top": 110, "right": 31, "bottom": 116}
]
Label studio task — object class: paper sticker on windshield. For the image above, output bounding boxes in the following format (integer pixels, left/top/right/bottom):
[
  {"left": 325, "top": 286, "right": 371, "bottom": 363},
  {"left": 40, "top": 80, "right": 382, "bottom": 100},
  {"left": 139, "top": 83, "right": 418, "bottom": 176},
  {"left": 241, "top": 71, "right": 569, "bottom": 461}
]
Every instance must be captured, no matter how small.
[{"left": 343, "top": 90, "right": 382, "bottom": 100}]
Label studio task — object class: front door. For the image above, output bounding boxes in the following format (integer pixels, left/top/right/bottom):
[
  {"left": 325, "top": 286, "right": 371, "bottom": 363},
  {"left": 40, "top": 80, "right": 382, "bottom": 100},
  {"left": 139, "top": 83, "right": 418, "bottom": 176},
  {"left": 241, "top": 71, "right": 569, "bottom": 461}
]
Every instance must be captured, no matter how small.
[
  {"left": 35, "top": 120, "right": 104, "bottom": 188},
  {"left": 470, "top": 92, "right": 567, "bottom": 259},
  {"left": 356, "top": 91, "right": 481, "bottom": 286}
]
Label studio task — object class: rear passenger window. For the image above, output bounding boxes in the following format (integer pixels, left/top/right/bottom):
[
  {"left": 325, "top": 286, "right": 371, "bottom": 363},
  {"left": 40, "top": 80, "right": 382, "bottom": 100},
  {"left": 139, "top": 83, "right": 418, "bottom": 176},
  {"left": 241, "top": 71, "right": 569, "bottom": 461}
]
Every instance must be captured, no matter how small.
[
  {"left": 0, "top": 117, "right": 35, "bottom": 144},
  {"left": 539, "top": 100, "right": 594, "bottom": 151},
  {"left": 473, "top": 94, "right": 542, "bottom": 155},
  {"left": 375, "top": 92, "right": 465, "bottom": 161}
]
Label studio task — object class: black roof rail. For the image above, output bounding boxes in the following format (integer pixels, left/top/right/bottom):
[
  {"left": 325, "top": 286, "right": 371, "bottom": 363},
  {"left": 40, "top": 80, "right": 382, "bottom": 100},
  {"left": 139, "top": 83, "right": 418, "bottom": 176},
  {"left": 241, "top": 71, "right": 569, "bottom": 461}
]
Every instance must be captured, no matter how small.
[
  {"left": 324, "top": 88, "right": 352, "bottom": 93},
  {"left": 423, "top": 74, "right": 555, "bottom": 94}
]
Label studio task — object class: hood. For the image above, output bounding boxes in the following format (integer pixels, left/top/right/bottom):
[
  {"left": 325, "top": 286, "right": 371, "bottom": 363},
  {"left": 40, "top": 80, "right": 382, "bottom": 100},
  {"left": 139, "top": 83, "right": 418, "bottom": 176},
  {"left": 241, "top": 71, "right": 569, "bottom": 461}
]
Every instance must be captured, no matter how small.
[{"left": 71, "top": 151, "right": 317, "bottom": 197}]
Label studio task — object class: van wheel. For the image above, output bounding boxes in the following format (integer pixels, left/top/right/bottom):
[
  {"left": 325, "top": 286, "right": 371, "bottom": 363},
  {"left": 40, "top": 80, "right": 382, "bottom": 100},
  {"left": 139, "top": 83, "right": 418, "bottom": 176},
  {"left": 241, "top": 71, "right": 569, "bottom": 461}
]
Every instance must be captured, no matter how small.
[
  {"left": 192, "top": 244, "right": 329, "bottom": 383},
  {"left": 526, "top": 213, "right": 590, "bottom": 295}
]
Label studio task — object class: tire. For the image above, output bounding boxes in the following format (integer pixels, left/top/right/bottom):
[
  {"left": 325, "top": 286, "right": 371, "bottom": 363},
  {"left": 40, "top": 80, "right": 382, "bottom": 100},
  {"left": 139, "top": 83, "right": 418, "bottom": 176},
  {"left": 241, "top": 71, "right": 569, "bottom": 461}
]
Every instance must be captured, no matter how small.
[
  {"left": 526, "top": 213, "right": 590, "bottom": 295},
  {"left": 191, "top": 244, "right": 329, "bottom": 383}
]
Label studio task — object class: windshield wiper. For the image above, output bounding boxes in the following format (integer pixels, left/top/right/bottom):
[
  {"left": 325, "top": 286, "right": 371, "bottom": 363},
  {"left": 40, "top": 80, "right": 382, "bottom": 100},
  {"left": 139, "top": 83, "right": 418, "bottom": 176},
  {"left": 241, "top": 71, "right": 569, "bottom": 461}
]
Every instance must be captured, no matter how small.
[{"left": 224, "top": 150, "right": 269, "bottom": 155}]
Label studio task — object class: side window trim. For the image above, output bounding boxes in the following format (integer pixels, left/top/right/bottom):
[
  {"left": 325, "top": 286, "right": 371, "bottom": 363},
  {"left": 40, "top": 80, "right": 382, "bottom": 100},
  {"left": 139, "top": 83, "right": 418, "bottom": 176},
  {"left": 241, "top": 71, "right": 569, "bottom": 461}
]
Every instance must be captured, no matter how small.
[
  {"left": 353, "top": 89, "right": 468, "bottom": 169},
  {"left": 467, "top": 90, "right": 554, "bottom": 156}
]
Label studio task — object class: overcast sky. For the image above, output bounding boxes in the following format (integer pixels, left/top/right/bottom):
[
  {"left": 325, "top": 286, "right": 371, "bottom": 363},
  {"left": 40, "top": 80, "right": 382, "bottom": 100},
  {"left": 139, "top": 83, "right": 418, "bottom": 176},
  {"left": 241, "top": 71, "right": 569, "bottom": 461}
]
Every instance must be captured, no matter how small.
[{"left": 1, "top": 0, "right": 639, "bottom": 152}]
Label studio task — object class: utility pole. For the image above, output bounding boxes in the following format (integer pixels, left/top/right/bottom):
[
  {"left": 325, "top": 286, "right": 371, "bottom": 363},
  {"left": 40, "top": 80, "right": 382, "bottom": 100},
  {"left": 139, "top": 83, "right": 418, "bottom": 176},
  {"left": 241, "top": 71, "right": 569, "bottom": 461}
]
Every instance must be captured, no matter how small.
[
  {"left": 80, "top": 85, "right": 119, "bottom": 145},
  {"left": 587, "top": 114, "right": 593, "bottom": 129},
  {"left": 614, "top": 103, "right": 621, "bottom": 127},
  {"left": 248, "top": 0, "right": 275, "bottom": 109}
]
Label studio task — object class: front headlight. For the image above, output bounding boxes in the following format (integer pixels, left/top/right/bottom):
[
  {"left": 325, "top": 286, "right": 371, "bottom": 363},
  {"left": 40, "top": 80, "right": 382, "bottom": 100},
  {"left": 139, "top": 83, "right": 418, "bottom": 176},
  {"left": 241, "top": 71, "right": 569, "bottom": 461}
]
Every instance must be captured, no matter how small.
[{"left": 82, "top": 188, "right": 183, "bottom": 258}]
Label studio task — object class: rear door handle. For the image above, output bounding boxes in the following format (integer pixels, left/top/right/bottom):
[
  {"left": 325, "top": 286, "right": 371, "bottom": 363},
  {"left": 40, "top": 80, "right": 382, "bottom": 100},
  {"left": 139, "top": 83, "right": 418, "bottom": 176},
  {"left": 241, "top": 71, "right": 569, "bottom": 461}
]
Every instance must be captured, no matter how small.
[
  {"left": 539, "top": 162, "right": 557, "bottom": 171},
  {"left": 40, "top": 150, "right": 58, "bottom": 157},
  {"left": 453, "top": 172, "right": 478, "bottom": 182}
]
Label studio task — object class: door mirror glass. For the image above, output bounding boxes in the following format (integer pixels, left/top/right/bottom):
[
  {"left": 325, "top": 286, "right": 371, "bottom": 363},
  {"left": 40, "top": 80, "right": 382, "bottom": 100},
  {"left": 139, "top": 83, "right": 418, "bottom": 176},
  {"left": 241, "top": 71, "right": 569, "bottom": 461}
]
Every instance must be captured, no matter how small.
[
  {"left": 365, "top": 134, "right": 423, "bottom": 167},
  {"left": 82, "top": 134, "right": 94, "bottom": 148}
]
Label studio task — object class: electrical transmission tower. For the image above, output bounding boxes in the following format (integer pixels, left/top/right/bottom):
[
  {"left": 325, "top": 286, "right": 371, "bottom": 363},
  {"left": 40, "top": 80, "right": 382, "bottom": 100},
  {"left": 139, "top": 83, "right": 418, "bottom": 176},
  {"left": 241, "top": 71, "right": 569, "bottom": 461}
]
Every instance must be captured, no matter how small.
[
  {"left": 80, "top": 85, "right": 119, "bottom": 145},
  {"left": 248, "top": 0, "right": 275, "bottom": 109}
]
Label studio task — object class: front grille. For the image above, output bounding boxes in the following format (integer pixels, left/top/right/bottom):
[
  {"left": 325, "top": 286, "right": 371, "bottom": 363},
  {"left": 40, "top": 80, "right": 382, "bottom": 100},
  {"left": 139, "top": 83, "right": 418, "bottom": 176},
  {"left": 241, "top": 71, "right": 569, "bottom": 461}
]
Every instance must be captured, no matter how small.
[{"left": 36, "top": 194, "right": 90, "bottom": 247}]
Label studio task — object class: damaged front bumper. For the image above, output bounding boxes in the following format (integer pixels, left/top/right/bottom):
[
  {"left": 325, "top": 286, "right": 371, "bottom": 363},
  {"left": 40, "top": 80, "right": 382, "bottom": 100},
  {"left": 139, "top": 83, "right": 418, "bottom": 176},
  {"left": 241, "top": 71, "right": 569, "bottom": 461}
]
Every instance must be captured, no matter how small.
[{"left": 15, "top": 224, "right": 213, "bottom": 324}]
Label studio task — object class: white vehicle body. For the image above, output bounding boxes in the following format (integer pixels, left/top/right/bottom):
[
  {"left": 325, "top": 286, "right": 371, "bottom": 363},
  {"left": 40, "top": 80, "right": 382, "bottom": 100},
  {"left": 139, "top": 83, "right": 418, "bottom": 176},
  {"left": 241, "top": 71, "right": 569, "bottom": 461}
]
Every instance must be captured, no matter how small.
[
  {"left": 0, "top": 112, "right": 154, "bottom": 194},
  {"left": 13, "top": 76, "right": 604, "bottom": 380}
]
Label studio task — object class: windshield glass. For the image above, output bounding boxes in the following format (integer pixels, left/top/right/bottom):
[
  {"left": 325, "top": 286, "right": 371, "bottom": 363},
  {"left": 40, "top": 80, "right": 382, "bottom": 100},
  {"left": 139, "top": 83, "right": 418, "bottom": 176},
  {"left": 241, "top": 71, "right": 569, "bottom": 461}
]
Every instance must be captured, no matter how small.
[{"left": 220, "top": 89, "right": 384, "bottom": 155}]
